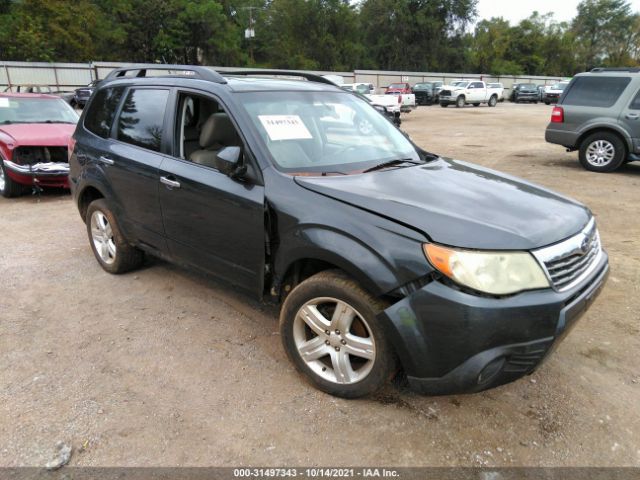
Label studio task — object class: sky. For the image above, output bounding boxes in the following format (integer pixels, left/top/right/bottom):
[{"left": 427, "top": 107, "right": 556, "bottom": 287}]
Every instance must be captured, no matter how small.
[{"left": 477, "top": 0, "right": 640, "bottom": 24}]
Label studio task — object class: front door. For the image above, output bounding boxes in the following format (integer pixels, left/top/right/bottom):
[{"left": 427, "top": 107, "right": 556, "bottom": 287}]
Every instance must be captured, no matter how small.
[
  {"left": 618, "top": 87, "right": 640, "bottom": 155},
  {"left": 159, "top": 91, "right": 265, "bottom": 294}
]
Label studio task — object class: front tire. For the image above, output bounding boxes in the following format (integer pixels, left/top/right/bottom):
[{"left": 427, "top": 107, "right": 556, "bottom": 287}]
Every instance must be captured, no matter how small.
[
  {"left": 440, "top": 103, "right": 449, "bottom": 108},
  {"left": 456, "top": 96, "right": 466, "bottom": 108},
  {"left": 578, "top": 132, "right": 626, "bottom": 173},
  {"left": 488, "top": 96, "right": 498, "bottom": 107},
  {"left": 86, "top": 199, "right": 144, "bottom": 274},
  {"left": 0, "top": 160, "right": 24, "bottom": 198},
  {"left": 280, "top": 270, "right": 397, "bottom": 398}
]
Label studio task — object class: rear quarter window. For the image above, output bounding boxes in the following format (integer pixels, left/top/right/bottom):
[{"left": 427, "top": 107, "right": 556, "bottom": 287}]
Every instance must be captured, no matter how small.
[
  {"left": 563, "top": 76, "right": 631, "bottom": 108},
  {"left": 84, "top": 87, "right": 125, "bottom": 138}
]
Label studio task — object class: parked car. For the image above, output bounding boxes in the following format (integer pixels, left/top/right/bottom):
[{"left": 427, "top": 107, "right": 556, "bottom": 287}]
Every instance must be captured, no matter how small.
[
  {"left": 369, "top": 91, "right": 416, "bottom": 113},
  {"left": 486, "top": 83, "right": 505, "bottom": 102},
  {"left": 543, "top": 82, "right": 570, "bottom": 104},
  {"left": 511, "top": 83, "right": 539, "bottom": 103},
  {"left": 385, "top": 82, "right": 412, "bottom": 95},
  {"left": 537, "top": 85, "right": 547, "bottom": 101},
  {"left": 70, "top": 65, "right": 608, "bottom": 398},
  {"left": 545, "top": 68, "right": 640, "bottom": 172},
  {"left": 439, "top": 81, "right": 501, "bottom": 108},
  {"left": 3, "top": 84, "right": 75, "bottom": 105},
  {"left": 0, "top": 93, "right": 78, "bottom": 197},
  {"left": 340, "top": 83, "right": 375, "bottom": 95},
  {"left": 73, "top": 80, "right": 99, "bottom": 108},
  {"left": 508, "top": 83, "right": 521, "bottom": 102},
  {"left": 412, "top": 82, "right": 437, "bottom": 105}
]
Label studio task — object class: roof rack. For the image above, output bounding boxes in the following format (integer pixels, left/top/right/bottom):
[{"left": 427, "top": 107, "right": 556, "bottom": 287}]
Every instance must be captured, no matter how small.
[
  {"left": 591, "top": 67, "right": 640, "bottom": 73},
  {"left": 223, "top": 69, "right": 337, "bottom": 86},
  {"left": 104, "top": 64, "right": 227, "bottom": 84}
]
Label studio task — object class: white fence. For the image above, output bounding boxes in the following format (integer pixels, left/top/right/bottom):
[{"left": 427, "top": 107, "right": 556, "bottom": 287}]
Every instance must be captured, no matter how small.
[{"left": 0, "top": 61, "right": 570, "bottom": 94}]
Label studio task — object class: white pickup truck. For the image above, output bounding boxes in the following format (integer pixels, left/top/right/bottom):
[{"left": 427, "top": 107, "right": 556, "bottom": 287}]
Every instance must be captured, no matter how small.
[
  {"left": 439, "top": 81, "right": 501, "bottom": 108},
  {"left": 366, "top": 92, "right": 416, "bottom": 113}
]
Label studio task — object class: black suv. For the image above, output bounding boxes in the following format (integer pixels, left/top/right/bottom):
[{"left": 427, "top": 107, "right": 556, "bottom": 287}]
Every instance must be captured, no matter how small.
[{"left": 69, "top": 65, "right": 609, "bottom": 398}]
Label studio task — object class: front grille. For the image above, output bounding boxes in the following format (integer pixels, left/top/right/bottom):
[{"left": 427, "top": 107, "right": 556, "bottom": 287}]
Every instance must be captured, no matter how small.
[
  {"left": 12, "top": 146, "right": 68, "bottom": 166},
  {"left": 533, "top": 218, "right": 602, "bottom": 291},
  {"left": 441, "top": 89, "right": 452, "bottom": 96}
]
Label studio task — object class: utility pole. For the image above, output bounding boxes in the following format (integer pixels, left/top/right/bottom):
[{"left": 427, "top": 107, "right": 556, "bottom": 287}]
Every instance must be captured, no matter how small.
[{"left": 241, "top": 6, "right": 258, "bottom": 63}]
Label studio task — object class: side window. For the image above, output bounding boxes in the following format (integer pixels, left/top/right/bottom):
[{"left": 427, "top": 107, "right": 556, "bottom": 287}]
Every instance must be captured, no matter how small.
[
  {"left": 629, "top": 90, "right": 640, "bottom": 110},
  {"left": 175, "top": 92, "right": 241, "bottom": 167},
  {"left": 563, "top": 77, "right": 631, "bottom": 108},
  {"left": 116, "top": 88, "right": 169, "bottom": 152},
  {"left": 84, "top": 87, "right": 124, "bottom": 138}
]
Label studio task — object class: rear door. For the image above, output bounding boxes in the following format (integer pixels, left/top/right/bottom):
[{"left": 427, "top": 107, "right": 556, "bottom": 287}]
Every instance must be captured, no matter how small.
[
  {"left": 107, "top": 86, "right": 170, "bottom": 252},
  {"left": 79, "top": 86, "right": 168, "bottom": 253},
  {"left": 618, "top": 86, "right": 640, "bottom": 154},
  {"left": 158, "top": 89, "right": 265, "bottom": 294}
]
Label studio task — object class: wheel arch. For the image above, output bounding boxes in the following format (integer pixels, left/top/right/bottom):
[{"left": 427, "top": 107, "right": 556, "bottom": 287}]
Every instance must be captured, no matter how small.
[
  {"left": 577, "top": 126, "right": 631, "bottom": 153},
  {"left": 274, "top": 231, "right": 401, "bottom": 302},
  {"left": 77, "top": 184, "right": 106, "bottom": 222}
]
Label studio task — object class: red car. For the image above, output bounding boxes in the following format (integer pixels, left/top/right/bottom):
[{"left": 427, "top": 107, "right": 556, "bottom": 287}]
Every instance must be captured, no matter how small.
[
  {"left": 0, "top": 93, "right": 78, "bottom": 198},
  {"left": 385, "top": 82, "right": 412, "bottom": 95}
]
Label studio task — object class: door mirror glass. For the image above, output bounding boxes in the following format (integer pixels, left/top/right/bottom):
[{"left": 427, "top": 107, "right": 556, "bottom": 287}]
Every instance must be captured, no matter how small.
[{"left": 215, "top": 146, "right": 243, "bottom": 177}]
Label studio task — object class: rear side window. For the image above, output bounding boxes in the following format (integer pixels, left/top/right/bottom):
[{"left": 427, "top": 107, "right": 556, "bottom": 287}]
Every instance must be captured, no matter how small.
[
  {"left": 84, "top": 87, "right": 124, "bottom": 138},
  {"left": 116, "top": 88, "right": 169, "bottom": 152},
  {"left": 563, "top": 77, "right": 631, "bottom": 108},
  {"left": 629, "top": 90, "right": 640, "bottom": 110}
]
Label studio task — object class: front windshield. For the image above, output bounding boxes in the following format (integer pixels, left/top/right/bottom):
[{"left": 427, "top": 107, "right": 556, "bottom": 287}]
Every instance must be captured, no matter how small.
[
  {"left": 451, "top": 81, "right": 469, "bottom": 88},
  {"left": 0, "top": 97, "right": 79, "bottom": 124},
  {"left": 388, "top": 83, "right": 405, "bottom": 89},
  {"left": 552, "top": 83, "right": 568, "bottom": 91},
  {"left": 521, "top": 84, "right": 536, "bottom": 89},
  {"left": 237, "top": 91, "right": 420, "bottom": 174},
  {"left": 414, "top": 83, "right": 433, "bottom": 89}
]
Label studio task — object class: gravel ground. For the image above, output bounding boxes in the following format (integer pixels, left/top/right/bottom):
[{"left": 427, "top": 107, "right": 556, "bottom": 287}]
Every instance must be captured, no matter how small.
[{"left": 0, "top": 103, "right": 639, "bottom": 467}]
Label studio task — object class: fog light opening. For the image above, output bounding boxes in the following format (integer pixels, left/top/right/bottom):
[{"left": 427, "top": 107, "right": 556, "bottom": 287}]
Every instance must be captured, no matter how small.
[{"left": 477, "top": 357, "right": 506, "bottom": 385}]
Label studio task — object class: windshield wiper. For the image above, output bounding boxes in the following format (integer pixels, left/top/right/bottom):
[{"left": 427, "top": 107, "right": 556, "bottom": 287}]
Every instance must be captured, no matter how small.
[
  {"left": 320, "top": 171, "right": 347, "bottom": 176},
  {"left": 362, "top": 158, "right": 421, "bottom": 173}
]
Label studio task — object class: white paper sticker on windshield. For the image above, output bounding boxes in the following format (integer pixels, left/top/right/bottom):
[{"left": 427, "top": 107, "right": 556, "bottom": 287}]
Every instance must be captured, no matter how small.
[
  {"left": 0, "top": 98, "right": 9, "bottom": 108},
  {"left": 258, "top": 115, "right": 312, "bottom": 141}
]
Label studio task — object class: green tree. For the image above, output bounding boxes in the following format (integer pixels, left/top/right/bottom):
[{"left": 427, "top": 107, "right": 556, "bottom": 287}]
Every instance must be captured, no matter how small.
[{"left": 572, "top": 0, "right": 639, "bottom": 69}]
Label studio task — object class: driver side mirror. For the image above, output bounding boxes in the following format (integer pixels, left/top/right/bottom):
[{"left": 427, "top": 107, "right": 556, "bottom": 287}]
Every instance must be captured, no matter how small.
[{"left": 215, "top": 146, "right": 245, "bottom": 179}]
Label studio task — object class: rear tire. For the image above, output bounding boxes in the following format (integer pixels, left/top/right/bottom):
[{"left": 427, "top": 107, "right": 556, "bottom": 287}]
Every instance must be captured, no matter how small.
[
  {"left": 86, "top": 199, "right": 144, "bottom": 274},
  {"left": 280, "top": 270, "right": 397, "bottom": 398},
  {"left": 578, "top": 131, "right": 626, "bottom": 173},
  {"left": 0, "top": 160, "right": 24, "bottom": 198}
]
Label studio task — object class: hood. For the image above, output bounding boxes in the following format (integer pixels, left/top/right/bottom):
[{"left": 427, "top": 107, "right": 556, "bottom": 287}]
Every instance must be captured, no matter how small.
[
  {"left": 0, "top": 123, "right": 76, "bottom": 147},
  {"left": 294, "top": 158, "right": 591, "bottom": 250}
]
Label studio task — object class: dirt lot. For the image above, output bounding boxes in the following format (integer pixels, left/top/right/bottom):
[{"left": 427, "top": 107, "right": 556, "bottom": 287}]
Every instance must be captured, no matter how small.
[{"left": 1, "top": 103, "right": 639, "bottom": 468}]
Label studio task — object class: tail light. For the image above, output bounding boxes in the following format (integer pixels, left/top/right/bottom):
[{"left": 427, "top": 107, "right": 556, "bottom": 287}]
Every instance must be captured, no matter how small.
[
  {"left": 398, "top": 95, "right": 402, "bottom": 104},
  {"left": 551, "top": 106, "right": 564, "bottom": 123}
]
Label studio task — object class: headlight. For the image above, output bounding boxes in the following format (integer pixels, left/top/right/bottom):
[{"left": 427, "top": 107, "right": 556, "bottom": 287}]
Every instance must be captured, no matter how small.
[{"left": 423, "top": 244, "right": 550, "bottom": 295}]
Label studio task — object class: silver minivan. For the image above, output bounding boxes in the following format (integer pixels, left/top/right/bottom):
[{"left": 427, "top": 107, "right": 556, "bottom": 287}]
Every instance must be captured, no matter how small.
[{"left": 545, "top": 68, "right": 640, "bottom": 172}]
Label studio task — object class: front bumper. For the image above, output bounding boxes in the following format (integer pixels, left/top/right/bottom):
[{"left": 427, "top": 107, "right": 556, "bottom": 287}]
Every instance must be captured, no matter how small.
[
  {"left": 380, "top": 252, "right": 609, "bottom": 395},
  {"left": 515, "top": 93, "right": 539, "bottom": 101},
  {"left": 4, "top": 160, "right": 70, "bottom": 188}
]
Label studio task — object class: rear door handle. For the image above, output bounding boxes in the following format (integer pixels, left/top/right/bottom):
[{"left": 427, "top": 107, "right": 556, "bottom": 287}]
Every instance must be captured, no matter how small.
[
  {"left": 160, "top": 176, "right": 181, "bottom": 189},
  {"left": 626, "top": 113, "right": 640, "bottom": 120},
  {"left": 98, "top": 156, "right": 114, "bottom": 165}
]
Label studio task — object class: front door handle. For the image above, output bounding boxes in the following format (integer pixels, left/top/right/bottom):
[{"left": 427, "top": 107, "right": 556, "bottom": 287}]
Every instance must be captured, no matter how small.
[
  {"left": 98, "top": 156, "right": 114, "bottom": 166},
  {"left": 626, "top": 113, "right": 640, "bottom": 120},
  {"left": 160, "top": 176, "right": 181, "bottom": 189}
]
